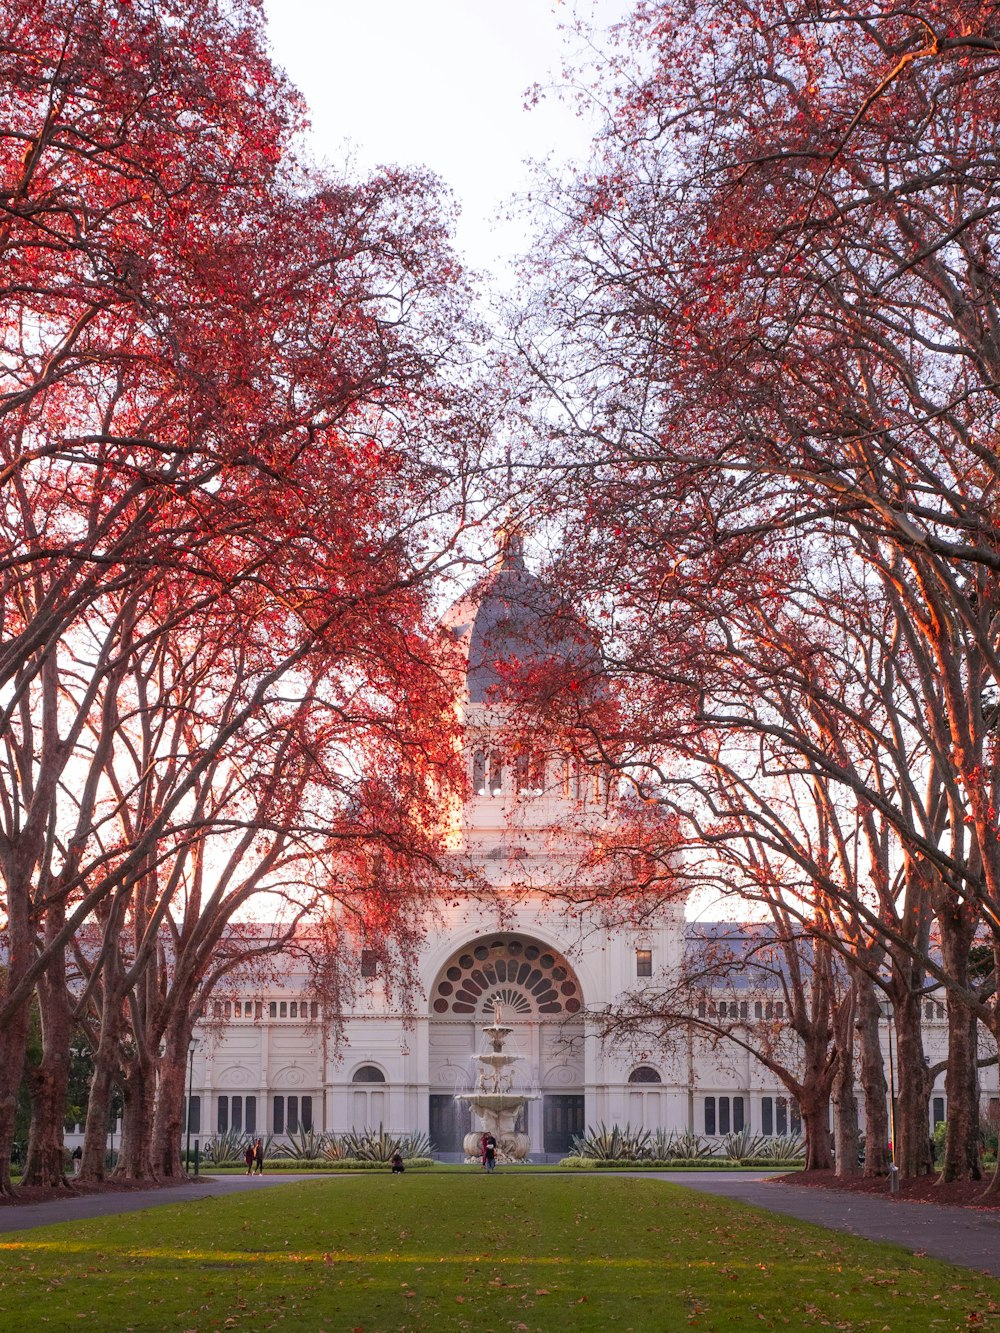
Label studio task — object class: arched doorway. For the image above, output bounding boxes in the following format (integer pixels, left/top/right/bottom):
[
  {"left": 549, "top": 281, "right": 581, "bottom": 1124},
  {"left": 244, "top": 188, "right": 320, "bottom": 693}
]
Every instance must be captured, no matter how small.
[{"left": 428, "top": 933, "right": 585, "bottom": 1156}]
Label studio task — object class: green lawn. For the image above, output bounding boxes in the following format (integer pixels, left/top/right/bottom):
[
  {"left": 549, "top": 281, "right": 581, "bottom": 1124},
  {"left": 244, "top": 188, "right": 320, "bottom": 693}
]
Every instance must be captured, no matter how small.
[{"left": 0, "top": 1174, "right": 997, "bottom": 1331}]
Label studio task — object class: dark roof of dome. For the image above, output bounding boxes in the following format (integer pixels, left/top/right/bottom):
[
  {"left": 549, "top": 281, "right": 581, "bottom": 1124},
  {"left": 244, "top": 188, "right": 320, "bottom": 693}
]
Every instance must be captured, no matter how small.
[{"left": 443, "top": 533, "right": 600, "bottom": 703}]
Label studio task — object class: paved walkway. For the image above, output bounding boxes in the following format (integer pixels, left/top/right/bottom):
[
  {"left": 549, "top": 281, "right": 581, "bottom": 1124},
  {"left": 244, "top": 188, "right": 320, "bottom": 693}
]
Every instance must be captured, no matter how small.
[
  {"left": 642, "top": 1171, "right": 1000, "bottom": 1278},
  {"left": 0, "top": 1173, "right": 325, "bottom": 1234},
  {"left": 4, "top": 1170, "right": 1000, "bottom": 1281}
]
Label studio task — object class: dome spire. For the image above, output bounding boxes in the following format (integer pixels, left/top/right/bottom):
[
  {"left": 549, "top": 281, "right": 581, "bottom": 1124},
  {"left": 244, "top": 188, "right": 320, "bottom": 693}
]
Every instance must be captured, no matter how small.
[{"left": 493, "top": 519, "right": 526, "bottom": 572}]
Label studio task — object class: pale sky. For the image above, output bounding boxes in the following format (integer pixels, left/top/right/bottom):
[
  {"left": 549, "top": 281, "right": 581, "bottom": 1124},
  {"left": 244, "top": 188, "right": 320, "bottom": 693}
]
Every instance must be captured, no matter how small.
[{"left": 263, "top": 0, "right": 631, "bottom": 280}]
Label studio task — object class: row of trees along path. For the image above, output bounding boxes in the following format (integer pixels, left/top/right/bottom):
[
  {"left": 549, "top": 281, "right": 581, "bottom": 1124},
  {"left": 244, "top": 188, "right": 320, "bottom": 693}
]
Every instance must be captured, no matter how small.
[
  {"left": 0, "top": 0, "right": 485, "bottom": 1194},
  {"left": 510, "top": 0, "right": 1000, "bottom": 1194}
]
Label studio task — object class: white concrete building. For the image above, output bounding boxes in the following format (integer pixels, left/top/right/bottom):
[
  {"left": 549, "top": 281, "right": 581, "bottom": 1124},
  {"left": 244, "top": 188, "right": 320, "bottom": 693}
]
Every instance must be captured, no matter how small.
[{"left": 184, "top": 538, "right": 998, "bottom": 1158}]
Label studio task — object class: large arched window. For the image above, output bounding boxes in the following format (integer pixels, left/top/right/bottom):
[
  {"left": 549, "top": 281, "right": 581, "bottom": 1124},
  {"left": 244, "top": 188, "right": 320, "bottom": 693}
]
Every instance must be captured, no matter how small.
[
  {"left": 352, "top": 1065, "right": 386, "bottom": 1083},
  {"left": 628, "top": 1066, "right": 662, "bottom": 1084},
  {"left": 431, "top": 935, "right": 582, "bottom": 1017}
]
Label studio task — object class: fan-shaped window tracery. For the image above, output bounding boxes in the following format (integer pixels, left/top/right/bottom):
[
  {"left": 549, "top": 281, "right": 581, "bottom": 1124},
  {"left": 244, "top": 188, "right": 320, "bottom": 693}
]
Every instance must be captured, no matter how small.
[{"left": 431, "top": 935, "right": 582, "bottom": 1017}]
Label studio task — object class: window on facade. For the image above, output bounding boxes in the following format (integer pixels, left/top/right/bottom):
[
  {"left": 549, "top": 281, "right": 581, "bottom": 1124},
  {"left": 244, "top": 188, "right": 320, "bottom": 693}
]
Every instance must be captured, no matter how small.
[
  {"left": 775, "top": 1002, "right": 784, "bottom": 1019},
  {"left": 287, "top": 1095, "right": 299, "bottom": 1135},
  {"left": 790, "top": 1100, "right": 801, "bottom": 1135},
  {"left": 733, "top": 1096, "right": 745, "bottom": 1132},
  {"left": 704, "top": 1096, "right": 716, "bottom": 1135},
  {"left": 217, "top": 1096, "right": 229, "bottom": 1134},
  {"left": 719, "top": 1097, "right": 730, "bottom": 1135},
  {"left": 352, "top": 1064, "right": 387, "bottom": 1083},
  {"left": 273, "top": 1096, "right": 285, "bottom": 1135},
  {"left": 762, "top": 1096, "right": 774, "bottom": 1136},
  {"left": 186, "top": 1096, "right": 201, "bottom": 1134},
  {"left": 269, "top": 1002, "right": 277, "bottom": 1018},
  {"left": 311, "top": 1001, "right": 319, "bottom": 1020},
  {"left": 697, "top": 1001, "right": 706, "bottom": 1018},
  {"left": 473, "top": 750, "right": 487, "bottom": 793},
  {"left": 279, "top": 1001, "right": 287, "bottom": 1018},
  {"left": 933, "top": 1096, "right": 945, "bottom": 1127},
  {"left": 490, "top": 750, "right": 504, "bottom": 793},
  {"left": 301, "top": 1096, "right": 313, "bottom": 1132},
  {"left": 636, "top": 949, "right": 652, "bottom": 977},
  {"left": 213, "top": 1001, "right": 223, "bottom": 1018},
  {"left": 739, "top": 1001, "right": 748, "bottom": 1020},
  {"left": 255, "top": 1001, "right": 263, "bottom": 1020},
  {"left": 754, "top": 1001, "right": 763, "bottom": 1019},
  {"left": 231, "top": 1096, "right": 243, "bottom": 1133},
  {"left": 776, "top": 1096, "right": 788, "bottom": 1135},
  {"left": 289, "top": 1001, "right": 298, "bottom": 1019},
  {"left": 246, "top": 1096, "right": 257, "bottom": 1134},
  {"left": 628, "top": 1066, "right": 662, "bottom": 1084},
  {"left": 561, "top": 756, "right": 572, "bottom": 798},
  {"left": 360, "top": 949, "right": 378, "bottom": 979}
]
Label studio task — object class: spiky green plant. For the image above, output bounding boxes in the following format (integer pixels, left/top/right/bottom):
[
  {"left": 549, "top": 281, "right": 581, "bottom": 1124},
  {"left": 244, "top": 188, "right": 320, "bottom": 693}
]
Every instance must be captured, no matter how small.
[
  {"left": 720, "top": 1128, "right": 768, "bottom": 1162},
  {"left": 202, "top": 1128, "right": 253, "bottom": 1164},
  {"left": 274, "top": 1128, "right": 330, "bottom": 1160},
  {"left": 664, "top": 1131, "right": 715, "bottom": 1161},
  {"left": 339, "top": 1124, "right": 430, "bottom": 1162},
  {"left": 570, "top": 1122, "right": 653, "bottom": 1161},
  {"left": 320, "top": 1134, "right": 350, "bottom": 1161},
  {"left": 757, "top": 1134, "right": 806, "bottom": 1162}
]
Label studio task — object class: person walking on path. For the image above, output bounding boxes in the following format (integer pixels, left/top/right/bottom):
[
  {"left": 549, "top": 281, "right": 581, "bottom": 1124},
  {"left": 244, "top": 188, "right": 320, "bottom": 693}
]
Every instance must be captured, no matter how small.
[
  {"left": 252, "top": 1139, "right": 264, "bottom": 1175},
  {"left": 244, "top": 1143, "right": 254, "bottom": 1176}
]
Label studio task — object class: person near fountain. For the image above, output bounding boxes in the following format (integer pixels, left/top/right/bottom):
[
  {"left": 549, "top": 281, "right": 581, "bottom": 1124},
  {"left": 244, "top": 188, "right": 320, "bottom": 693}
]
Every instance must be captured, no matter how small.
[
  {"left": 484, "top": 1133, "right": 497, "bottom": 1171},
  {"left": 390, "top": 1151, "right": 405, "bottom": 1174}
]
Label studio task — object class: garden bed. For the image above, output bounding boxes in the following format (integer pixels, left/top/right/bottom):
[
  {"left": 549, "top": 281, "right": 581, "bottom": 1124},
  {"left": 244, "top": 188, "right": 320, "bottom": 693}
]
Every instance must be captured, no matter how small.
[{"left": 776, "top": 1167, "right": 1000, "bottom": 1210}]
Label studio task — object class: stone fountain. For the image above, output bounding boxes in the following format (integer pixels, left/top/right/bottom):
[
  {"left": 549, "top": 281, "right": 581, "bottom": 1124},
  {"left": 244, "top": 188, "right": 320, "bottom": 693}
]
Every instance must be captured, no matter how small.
[{"left": 457, "top": 1002, "right": 538, "bottom": 1163}]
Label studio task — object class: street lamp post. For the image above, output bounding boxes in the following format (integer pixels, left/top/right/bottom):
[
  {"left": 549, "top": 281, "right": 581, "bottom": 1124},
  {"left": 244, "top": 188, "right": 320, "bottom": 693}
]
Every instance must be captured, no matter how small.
[{"left": 185, "top": 1038, "right": 197, "bottom": 1172}]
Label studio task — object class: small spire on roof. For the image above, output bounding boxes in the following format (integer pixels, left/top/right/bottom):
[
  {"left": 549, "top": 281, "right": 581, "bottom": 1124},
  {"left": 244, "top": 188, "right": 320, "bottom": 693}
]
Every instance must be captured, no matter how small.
[{"left": 494, "top": 518, "right": 526, "bottom": 571}]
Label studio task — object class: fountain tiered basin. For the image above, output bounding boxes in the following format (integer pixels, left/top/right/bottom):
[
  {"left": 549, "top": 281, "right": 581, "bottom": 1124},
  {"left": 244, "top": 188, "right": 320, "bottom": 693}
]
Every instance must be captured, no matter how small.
[{"left": 457, "top": 1003, "right": 538, "bottom": 1162}]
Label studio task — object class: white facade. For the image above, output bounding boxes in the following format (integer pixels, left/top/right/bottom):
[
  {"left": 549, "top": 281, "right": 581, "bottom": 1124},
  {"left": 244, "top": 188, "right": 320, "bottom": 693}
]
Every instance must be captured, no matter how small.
[{"left": 183, "top": 541, "right": 998, "bottom": 1158}]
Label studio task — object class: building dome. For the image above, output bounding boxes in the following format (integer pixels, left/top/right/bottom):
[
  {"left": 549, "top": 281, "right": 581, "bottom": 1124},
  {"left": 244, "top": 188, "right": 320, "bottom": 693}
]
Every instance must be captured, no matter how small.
[{"left": 443, "top": 529, "right": 599, "bottom": 704}]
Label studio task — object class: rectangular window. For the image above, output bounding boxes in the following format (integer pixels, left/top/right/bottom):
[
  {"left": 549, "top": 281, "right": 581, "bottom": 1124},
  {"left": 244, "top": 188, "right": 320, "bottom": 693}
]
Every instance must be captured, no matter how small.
[
  {"left": 231, "top": 1095, "right": 243, "bottom": 1133},
  {"left": 360, "top": 950, "right": 377, "bottom": 979},
  {"left": 255, "top": 1001, "right": 263, "bottom": 1020},
  {"left": 761, "top": 1096, "right": 773, "bottom": 1136},
  {"left": 245, "top": 1096, "right": 257, "bottom": 1135},
  {"left": 301, "top": 1096, "right": 313, "bottom": 1132},
  {"left": 269, "top": 1001, "right": 277, "bottom": 1018},
  {"left": 776, "top": 1096, "right": 788, "bottom": 1136},
  {"left": 473, "top": 750, "right": 487, "bottom": 791},
  {"left": 790, "top": 1100, "right": 801, "bottom": 1136},
  {"left": 310, "top": 1001, "right": 319, "bottom": 1020},
  {"left": 704, "top": 1096, "right": 716, "bottom": 1136},
  {"left": 273, "top": 1096, "right": 285, "bottom": 1135},
  {"left": 489, "top": 751, "right": 504, "bottom": 792},
  {"left": 933, "top": 1096, "right": 945, "bottom": 1127},
  {"left": 697, "top": 1001, "right": 706, "bottom": 1018},
  {"left": 290, "top": 1001, "right": 298, "bottom": 1018},
  {"left": 733, "top": 1096, "right": 745, "bottom": 1133},
  {"left": 636, "top": 949, "right": 652, "bottom": 977},
  {"left": 186, "top": 1096, "right": 201, "bottom": 1134},
  {"left": 739, "top": 1001, "right": 748, "bottom": 1020},
  {"left": 719, "top": 1096, "right": 730, "bottom": 1135},
  {"left": 217, "top": 1096, "right": 229, "bottom": 1134},
  {"left": 279, "top": 1001, "right": 287, "bottom": 1018},
  {"left": 754, "top": 1001, "right": 763, "bottom": 1019},
  {"left": 287, "top": 1095, "right": 299, "bottom": 1135}
]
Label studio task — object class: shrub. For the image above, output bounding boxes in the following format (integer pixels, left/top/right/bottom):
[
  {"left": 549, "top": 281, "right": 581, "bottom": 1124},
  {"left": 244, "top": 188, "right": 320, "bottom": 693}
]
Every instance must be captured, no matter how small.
[
  {"left": 755, "top": 1135, "right": 805, "bottom": 1163},
  {"left": 273, "top": 1129, "right": 330, "bottom": 1160},
  {"left": 339, "top": 1124, "right": 435, "bottom": 1162},
  {"left": 720, "top": 1129, "right": 769, "bottom": 1163},
  {"left": 665, "top": 1132, "right": 715, "bottom": 1161},
  {"left": 570, "top": 1122, "right": 653, "bottom": 1161}
]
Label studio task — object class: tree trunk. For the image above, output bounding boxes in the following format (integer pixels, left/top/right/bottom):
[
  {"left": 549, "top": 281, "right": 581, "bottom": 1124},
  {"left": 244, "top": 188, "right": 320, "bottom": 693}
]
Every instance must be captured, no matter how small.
[
  {"left": 0, "top": 885, "right": 36, "bottom": 1196},
  {"left": 856, "top": 982, "right": 890, "bottom": 1176},
  {"left": 938, "top": 917, "right": 982, "bottom": 1182},
  {"left": 831, "top": 1052, "right": 861, "bottom": 1178},
  {"left": 79, "top": 997, "right": 125, "bottom": 1183},
  {"left": 893, "top": 989, "right": 934, "bottom": 1177},
  {"left": 800, "top": 1094, "right": 834, "bottom": 1171},
  {"left": 114, "top": 1057, "right": 157, "bottom": 1181},
  {"left": 151, "top": 1020, "right": 192, "bottom": 1179},
  {"left": 21, "top": 909, "right": 73, "bottom": 1188},
  {"left": 0, "top": 997, "right": 32, "bottom": 1196}
]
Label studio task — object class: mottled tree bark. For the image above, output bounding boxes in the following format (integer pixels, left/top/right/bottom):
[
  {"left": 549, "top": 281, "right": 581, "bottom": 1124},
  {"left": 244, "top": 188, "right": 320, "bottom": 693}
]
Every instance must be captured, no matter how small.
[
  {"left": 938, "top": 919, "right": 983, "bottom": 1182},
  {"left": 831, "top": 986, "right": 860, "bottom": 1177},
  {"left": 856, "top": 982, "right": 890, "bottom": 1177},
  {"left": 893, "top": 990, "right": 934, "bottom": 1177},
  {"left": 21, "top": 932, "right": 73, "bottom": 1188}
]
